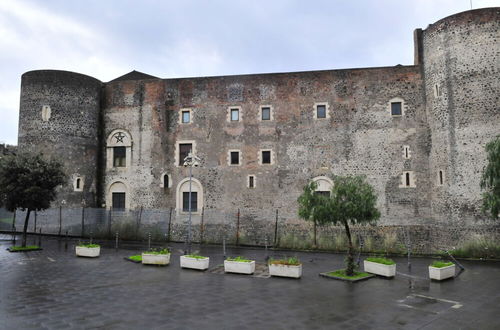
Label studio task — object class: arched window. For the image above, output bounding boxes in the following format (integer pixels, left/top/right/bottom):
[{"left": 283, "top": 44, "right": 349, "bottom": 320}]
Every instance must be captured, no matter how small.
[
  {"left": 73, "top": 176, "right": 84, "bottom": 192},
  {"left": 437, "top": 170, "right": 445, "bottom": 186},
  {"left": 400, "top": 171, "right": 416, "bottom": 188},
  {"left": 311, "top": 176, "right": 333, "bottom": 197},
  {"left": 106, "top": 129, "right": 132, "bottom": 169},
  {"left": 107, "top": 181, "right": 128, "bottom": 210},
  {"left": 176, "top": 178, "right": 203, "bottom": 215},
  {"left": 161, "top": 173, "right": 171, "bottom": 189}
]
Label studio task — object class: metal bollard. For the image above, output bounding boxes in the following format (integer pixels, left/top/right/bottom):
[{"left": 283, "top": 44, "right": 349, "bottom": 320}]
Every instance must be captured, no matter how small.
[
  {"left": 148, "top": 232, "right": 151, "bottom": 251},
  {"left": 90, "top": 231, "right": 93, "bottom": 245},
  {"left": 115, "top": 232, "right": 119, "bottom": 251},
  {"left": 38, "top": 228, "right": 42, "bottom": 247}
]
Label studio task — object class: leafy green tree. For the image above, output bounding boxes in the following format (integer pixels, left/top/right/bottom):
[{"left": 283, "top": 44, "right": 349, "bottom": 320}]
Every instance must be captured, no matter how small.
[
  {"left": 481, "top": 136, "right": 500, "bottom": 219},
  {"left": 298, "top": 176, "right": 380, "bottom": 276},
  {"left": 0, "top": 153, "right": 66, "bottom": 247}
]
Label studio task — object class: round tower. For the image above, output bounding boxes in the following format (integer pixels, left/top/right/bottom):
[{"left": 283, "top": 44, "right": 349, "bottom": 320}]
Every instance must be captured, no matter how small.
[
  {"left": 18, "top": 70, "right": 103, "bottom": 208},
  {"left": 422, "top": 8, "right": 500, "bottom": 223}
]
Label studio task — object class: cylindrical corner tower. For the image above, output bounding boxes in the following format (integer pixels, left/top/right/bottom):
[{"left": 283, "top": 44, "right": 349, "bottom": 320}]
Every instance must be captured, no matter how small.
[
  {"left": 422, "top": 8, "right": 500, "bottom": 223},
  {"left": 18, "top": 70, "right": 103, "bottom": 208}
]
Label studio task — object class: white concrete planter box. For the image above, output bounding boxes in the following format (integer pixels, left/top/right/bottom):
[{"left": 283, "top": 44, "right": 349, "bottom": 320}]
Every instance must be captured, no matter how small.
[
  {"left": 180, "top": 256, "right": 210, "bottom": 270},
  {"left": 76, "top": 246, "right": 100, "bottom": 258},
  {"left": 142, "top": 253, "right": 170, "bottom": 266},
  {"left": 224, "top": 260, "right": 255, "bottom": 274},
  {"left": 364, "top": 260, "right": 396, "bottom": 277},
  {"left": 269, "top": 263, "right": 302, "bottom": 278},
  {"left": 429, "top": 264, "right": 455, "bottom": 280}
]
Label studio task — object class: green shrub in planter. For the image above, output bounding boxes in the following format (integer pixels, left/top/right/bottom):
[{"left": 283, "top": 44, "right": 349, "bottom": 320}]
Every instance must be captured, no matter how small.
[
  {"left": 365, "top": 257, "right": 395, "bottom": 265},
  {"left": 430, "top": 260, "right": 454, "bottom": 268}
]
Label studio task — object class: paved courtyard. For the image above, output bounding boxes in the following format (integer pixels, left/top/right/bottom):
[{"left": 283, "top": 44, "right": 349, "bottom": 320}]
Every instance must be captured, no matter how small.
[{"left": 1, "top": 234, "right": 499, "bottom": 330}]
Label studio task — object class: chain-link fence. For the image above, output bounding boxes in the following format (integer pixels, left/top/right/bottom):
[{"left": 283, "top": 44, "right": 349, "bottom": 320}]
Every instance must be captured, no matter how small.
[{"left": 1, "top": 207, "right": 499, "bottom": 255}]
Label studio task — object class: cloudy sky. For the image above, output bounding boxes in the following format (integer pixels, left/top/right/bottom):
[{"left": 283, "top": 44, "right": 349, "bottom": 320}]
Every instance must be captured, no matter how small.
[{"left": 1, "top": 0, "right": 498, "bottom": 145}]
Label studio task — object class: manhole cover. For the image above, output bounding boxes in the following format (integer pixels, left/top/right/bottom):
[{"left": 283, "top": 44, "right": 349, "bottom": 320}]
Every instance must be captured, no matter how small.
[
  {"left": 398, "top": 294, "right": 462, "bottom": 314},
  {"left": 208, "top": 263, "right": 270, "bottom": 278}
]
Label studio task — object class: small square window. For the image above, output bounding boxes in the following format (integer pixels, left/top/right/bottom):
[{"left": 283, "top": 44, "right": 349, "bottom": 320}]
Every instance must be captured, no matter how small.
[
  {"left": 231, "top": 109, "right": 239, "bottom": 121},
  {"left": 316, "top": 105, "right": 326, "bottom": 119},
  {"left": 261, "top": 107, "right": 271, "bottom": 120},
  {"left": 391, "top": 102, "right": 402, "bottom": 116},
  {"left": 262, "top": 150, "right": 271, "bottom": 164},
  {"left": 230, "top": 151, "right": 240, "bottom": 165},
  {"left": 181, "top": 111, "right": 190, "bottom": 123}
]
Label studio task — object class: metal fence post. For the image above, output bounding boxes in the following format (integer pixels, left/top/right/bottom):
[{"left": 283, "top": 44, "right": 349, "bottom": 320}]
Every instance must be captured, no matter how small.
[
  {"left": 11, "top": 209, "right": 16, "bottom": 232},
  {"left": 115, "top": 232, "right": 119, "bottom": 251},
  {"left": 81, "top": 207, "right": 85, "bottom": 237},
  {"left": 313, "top": 220, "right": 317, "bottom": 248},
  {"left": 236, "top": 208, "right": 240, "bottom": 246},
  {"left": 58, "top": 206, "right": 62, "bottom": 236},
  {"left": 136, "top": 206, "right": 143, "bottom": 240},
  {"left": 200, "top": 206, "right": 205, "bottom": 245},
  {"left": 11, "top": 209, "right": 16, "bottom": 245},
  {"left": 107, "top": 208, "right": 112, "bottom": 238},
  {"left": 273, "top": 209, "right": 279, "bottom": 247},
  {"left": 166, "top": 208, "right": 172, "bottom": 242}
]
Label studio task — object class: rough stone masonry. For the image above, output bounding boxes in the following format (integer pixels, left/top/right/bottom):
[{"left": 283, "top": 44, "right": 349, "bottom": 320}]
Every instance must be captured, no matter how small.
[{"left": 17, "top": 8, "right": 500, "bottom": 231}]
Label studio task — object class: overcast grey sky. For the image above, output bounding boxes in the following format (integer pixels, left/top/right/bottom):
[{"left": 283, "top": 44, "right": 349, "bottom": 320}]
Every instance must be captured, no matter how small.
[{"left": 1, "top": 0, "right": 499, "bottom": 145}]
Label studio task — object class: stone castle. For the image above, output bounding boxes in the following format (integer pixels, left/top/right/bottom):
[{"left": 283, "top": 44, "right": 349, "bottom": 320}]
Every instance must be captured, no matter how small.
[{"left": 17, "top": 8, "right": 499, "bottom": 226}]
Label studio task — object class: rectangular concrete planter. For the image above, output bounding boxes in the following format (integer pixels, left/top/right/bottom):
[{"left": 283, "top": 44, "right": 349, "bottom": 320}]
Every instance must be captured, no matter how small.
[
  {"left": 269, "top": 263, "right": 302, "bottom": 278},
  {"left": 429, "top": 264, "right": 455, "bottom": 280},
  {"left": 142, "top": 253, "right": 170, "bottom": 266},
  {"left": 224, "top": 260, "right": 255, "bottom": 274},
  {"left": 75, "top": 246, "right": 100, "bottom": 258},
  {"left": 180, "top": 255, "right": 209, "bottom": 270},
  {"left": 364, "top": 260, "right": 396, "bottom": 277}
]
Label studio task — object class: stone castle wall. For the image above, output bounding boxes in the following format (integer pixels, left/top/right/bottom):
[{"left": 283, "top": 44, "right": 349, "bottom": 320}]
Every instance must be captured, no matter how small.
[
  {"left": 16, "top": 8, "right": 500, "bottom": 229},
  {"left": 18, "top": 70, "right": 103, "bottom": 207},
  {"left": 422, "top": 8, "right": 500, "bottom": 224}
]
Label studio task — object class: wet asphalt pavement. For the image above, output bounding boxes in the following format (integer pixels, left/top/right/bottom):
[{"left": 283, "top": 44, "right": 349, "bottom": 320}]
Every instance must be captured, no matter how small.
[{"left": 1, "top": 234, "right": 499, "bottom": 330}]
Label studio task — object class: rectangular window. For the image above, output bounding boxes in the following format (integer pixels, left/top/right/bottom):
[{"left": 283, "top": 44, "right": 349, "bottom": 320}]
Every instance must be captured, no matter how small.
[
  {"left": 230, "top": 108, "right": 239, "bottom": 121},
  {"left": 181, "top": 111, "right": 190, "bottom": 123},
  {"left": 182, "top": 192, "right": 198, "bottom": 212},
  {"left": 113, "top": 147, "right": 126, "bottom": 167},
  {"left": 262, "top": 150, "right": 271, "bottom": 164},
  {"left": 112, "top": 192, "right": 126, "bottom": 210},
  {"left": 179, "top": 143, "right": 192, "bottom": 165},
  {"left": 248, "top": 175, "right": 255, "bottom": 188},
  {"left": 316, "top": 105, "right": 326, "bottom": 119},
  {"left": 230, "top": 151, "right": 240, "bottom": 165},
  {"left": 315, "top": 191, "right": 330, "bottom": 197},
  {"left": 391, "top": 102, "right": 402, "bottom": 116},
  {"left": 261, "top": 107, "right": 271, "bottom": 120}
]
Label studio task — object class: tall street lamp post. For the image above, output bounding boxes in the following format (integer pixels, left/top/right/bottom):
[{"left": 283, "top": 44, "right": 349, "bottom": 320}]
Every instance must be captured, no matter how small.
[{"left": 183, "top": 152, "right": 200, "bottom": 255}]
